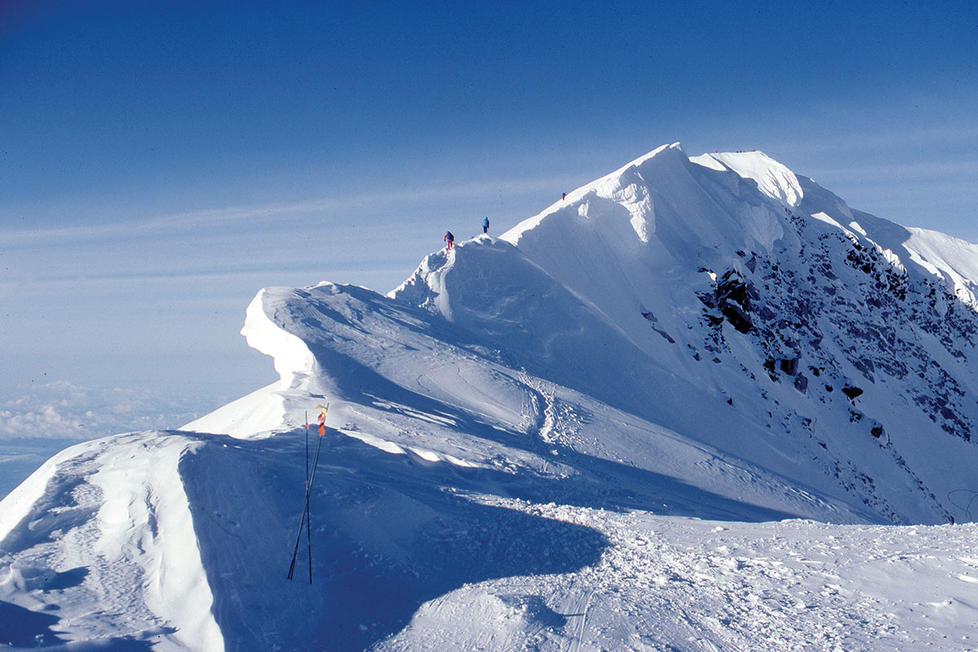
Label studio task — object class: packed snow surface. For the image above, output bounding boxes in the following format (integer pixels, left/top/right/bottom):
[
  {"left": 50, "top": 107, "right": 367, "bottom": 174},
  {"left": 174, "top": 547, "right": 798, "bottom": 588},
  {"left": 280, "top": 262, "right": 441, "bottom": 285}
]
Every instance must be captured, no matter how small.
[{"left": 3, "top": 144, "right": 978, "bottom": 650}]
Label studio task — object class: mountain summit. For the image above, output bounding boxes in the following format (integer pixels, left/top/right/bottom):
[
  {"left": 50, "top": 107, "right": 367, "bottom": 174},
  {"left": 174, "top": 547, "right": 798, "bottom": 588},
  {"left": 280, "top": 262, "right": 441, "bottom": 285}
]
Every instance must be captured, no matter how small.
[
  {"left": 390, "top": 142, "right": 978, "bottom": 524},
  {"left": 3, "top": 145, "right": 978, "bottom": 650}
]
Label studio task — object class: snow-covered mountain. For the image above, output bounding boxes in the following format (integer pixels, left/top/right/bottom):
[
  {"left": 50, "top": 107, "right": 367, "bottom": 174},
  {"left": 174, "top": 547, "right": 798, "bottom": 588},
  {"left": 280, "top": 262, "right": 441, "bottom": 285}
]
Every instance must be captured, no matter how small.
[{"left": 2, "top": 144, "right": 977, "bottom": 650}]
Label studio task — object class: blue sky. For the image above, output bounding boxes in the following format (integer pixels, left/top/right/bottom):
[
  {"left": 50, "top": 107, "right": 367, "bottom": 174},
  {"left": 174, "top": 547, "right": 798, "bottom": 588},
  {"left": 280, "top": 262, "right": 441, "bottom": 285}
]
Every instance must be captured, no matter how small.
[{"left": 2, "top": 0, "right": 977, "bottom": 439}]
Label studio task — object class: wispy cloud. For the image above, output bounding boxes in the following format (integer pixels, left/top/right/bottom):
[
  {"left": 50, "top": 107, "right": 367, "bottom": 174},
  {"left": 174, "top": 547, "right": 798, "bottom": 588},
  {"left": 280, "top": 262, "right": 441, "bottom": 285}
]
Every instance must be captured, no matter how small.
[{"left": 0, "top": 173, "right": 577, "bottom": 246}]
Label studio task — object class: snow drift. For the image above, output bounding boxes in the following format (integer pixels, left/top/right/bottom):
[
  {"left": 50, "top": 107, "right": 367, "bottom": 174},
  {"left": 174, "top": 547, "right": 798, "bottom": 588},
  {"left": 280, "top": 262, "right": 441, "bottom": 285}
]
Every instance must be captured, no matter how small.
[{"left": 3, "top": 144, "right": 978, "bottom": 650}]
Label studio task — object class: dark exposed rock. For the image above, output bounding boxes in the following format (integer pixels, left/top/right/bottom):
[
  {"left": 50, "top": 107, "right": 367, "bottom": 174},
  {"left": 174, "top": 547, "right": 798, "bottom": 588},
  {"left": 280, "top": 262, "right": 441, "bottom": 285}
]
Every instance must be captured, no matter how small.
[
  {"left": 794, "top": 374, "right": 808, "bottom": 393},
  {"left": 842, "top": 386, "right": 863, "bottom": 401},
  {"left": 780, "top": 358, "right": 799, "bottom": 376}
]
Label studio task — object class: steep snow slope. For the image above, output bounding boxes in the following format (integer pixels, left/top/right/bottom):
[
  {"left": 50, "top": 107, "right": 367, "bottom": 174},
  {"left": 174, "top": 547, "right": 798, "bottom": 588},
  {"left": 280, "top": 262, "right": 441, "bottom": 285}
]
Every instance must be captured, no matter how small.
[
  {"left": 0, "top": 433, "right": 221, "bottom": 650},
  {"left": 3, "top": 144, "right": 978, "bottom": 650},
  {"left": 5, "top": 426, "right": 975, "bottom": 651},
  {"left": 489, "top": 145, "right": 978, "bottom": 524}
]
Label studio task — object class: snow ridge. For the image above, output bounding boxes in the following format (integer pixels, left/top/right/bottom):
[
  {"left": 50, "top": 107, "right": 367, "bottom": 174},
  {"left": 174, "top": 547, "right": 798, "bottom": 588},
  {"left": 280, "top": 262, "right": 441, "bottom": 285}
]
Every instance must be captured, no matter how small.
[
  {"left": 0, "top": 433, "right": 222, "bottom": 650},
  {"left": 5, "top": 144, "right": 978, "bottom": 650}
]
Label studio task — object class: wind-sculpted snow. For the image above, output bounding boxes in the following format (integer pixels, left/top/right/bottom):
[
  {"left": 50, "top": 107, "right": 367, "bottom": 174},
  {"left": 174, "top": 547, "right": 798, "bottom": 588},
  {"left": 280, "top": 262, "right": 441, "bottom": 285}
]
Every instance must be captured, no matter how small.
[
  {"left": 4, "top": 143, "right": 978, "bottom": 650},
  {"left": 226, "top": 277, "right": 843, "bottom": 522},
  {"left": 0, "top": 433, "right": 221, "bottom": 650}
]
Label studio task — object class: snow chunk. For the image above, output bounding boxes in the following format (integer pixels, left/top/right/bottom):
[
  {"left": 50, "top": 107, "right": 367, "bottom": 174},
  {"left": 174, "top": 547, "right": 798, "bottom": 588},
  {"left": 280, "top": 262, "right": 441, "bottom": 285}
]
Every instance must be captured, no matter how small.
[
  {"left": 811, "top": 211, "right": 844, "bottom": 230},
  {"left": 387, "top": 247, "right": 457, "bottom": 321},
  {"left": 89, "top": 434, "right": 223, "bottom": 651},
  {"left": 184, "top": 289, "right": 317, "bottom": 437},
  {"left": 240, "top": 289, "right": 316, "bottom": 389},
  {"left": 0, "top": 434, "right": 224, "bottom": 651}
]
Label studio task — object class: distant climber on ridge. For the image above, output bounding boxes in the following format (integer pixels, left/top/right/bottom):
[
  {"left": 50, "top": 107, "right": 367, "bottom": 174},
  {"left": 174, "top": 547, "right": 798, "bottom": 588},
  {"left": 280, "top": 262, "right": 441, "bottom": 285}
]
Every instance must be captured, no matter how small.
[
  {"left": 482, "top": 217, "right": 489, "bottom": 234},
  {"left": 444, "top": 231, "right": 454, "bottom": 249}
]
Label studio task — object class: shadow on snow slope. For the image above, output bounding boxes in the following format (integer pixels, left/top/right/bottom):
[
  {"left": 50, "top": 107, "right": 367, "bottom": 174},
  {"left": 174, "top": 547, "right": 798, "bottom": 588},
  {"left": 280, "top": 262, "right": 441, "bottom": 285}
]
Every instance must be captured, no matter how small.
[
  {"left": 0, "top": 599, "right": 65, "bottom": 648},
  {"left": 292, "top": 328, "right": 800, "bottom": 522},
  {"left": 284, "top": 281, "right": 794, "bottom": 513},
  {"left": 182, "top": 422, "right": 791, "bottom": 651},
  {"left": 0, "top": 599, "right": 154, "bottom": 650},
  {"left": 181, "top": 429, "right": 602, "bottom": 652}
]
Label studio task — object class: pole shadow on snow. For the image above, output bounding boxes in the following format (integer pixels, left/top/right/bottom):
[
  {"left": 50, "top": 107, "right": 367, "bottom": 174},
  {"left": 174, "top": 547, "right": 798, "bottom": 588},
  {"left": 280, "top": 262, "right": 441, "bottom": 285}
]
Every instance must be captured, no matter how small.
[
  {"left": 182, "top": 406, "right": 791, "bottom": 651},
  {"left": 181, "top": 429, "right": 608, "bottom": 652}
]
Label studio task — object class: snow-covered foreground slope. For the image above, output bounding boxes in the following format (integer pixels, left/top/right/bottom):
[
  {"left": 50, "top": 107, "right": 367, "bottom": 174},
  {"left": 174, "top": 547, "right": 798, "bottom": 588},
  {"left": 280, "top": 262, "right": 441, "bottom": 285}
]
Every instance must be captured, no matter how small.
[
  {"left": 3, "top": 143, "right": 978, "bottom": 650},
  {"left": 3, "top": 427, "right": 976, "bottom": 651},
  {"left": 385, "top": 506, "right": 978, "bottom": 651},
  {"left": 0, "top": 433, "right": 221, "bottom": 650},
  {"left": 1, "top": 427, "right": 975, "bottom": 650}
]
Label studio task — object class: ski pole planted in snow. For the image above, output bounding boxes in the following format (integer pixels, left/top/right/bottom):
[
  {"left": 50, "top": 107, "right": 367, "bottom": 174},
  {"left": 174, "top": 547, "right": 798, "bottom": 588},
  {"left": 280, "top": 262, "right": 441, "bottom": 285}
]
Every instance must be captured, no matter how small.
[
  {"left": 304, "top": 411, "right": 312, "bottom": 583},
  {"left": 288, "top": 402, "right": 329, "bottom": 583}
]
